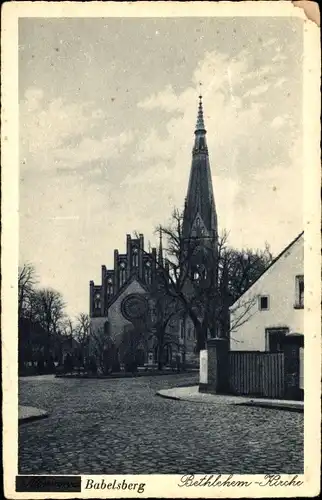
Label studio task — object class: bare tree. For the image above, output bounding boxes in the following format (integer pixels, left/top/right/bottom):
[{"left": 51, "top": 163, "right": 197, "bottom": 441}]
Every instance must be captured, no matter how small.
[
  {"left": 33, "top": 288, "right": 66, "bottom": 362},
  {"left": 216, "top": 237, "right": 273, "bottom": 339},
  {"left": 148, "top": 283, "right": 184, "bottom": 369},
  {"left": 18, "top": 262, "right": 38, "bottom": 318},
  {"left": 150, "top": 209, "right": 274, "bottom": 352},
  {"left": 73, "top": 313, "right": 91, "bottom": 366},
  {"left": 89, "top": 324, "right": 114, "bottom": 373}
]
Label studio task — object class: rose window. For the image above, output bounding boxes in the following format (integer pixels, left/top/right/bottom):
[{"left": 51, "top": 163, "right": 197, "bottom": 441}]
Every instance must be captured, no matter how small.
[{"left": 121, "top": 294, "right": 148, "bottom": 321}]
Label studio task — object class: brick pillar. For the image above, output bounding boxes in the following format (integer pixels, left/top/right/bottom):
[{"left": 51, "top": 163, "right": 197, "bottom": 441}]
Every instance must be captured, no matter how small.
[
  {"left": 89, "top": 280, "right": 94, "bottom": 317},
  {"left": 126, "top": 235, "right": 131, "bottom": 279},
  {"left": 151, "top": 248, "right": 157, "bottom": 281},
  {"left": 207, "top": 338, "right": 229, "bottom": 394},
  {"left": 139, "top": 234, "right": 144, "bottom": 280},
  {"left": 101, "top": 265, "right": 106, "bottom": 316},
  {"left": 114, "top": 250, "right": 119, "bottom": 292}
]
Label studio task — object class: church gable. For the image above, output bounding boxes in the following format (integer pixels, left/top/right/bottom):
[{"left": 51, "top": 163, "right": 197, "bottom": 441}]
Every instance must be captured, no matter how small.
[
  {"left": 191, "top": 213, "right": 209, "bottom": 237},
  {"left": 107, "top": 278, "right": 150, "bottom": 343},
  {"left": 108, "top": 278, "right": 148, "bottom": 317}
]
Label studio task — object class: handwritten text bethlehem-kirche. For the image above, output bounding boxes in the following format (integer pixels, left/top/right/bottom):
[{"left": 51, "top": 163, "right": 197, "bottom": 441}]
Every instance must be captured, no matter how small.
[{"left": 178, "top": 474, "right": 304, "bottom": 488}]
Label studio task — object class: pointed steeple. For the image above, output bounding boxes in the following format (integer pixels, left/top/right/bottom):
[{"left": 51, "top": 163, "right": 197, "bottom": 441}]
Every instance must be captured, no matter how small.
[
  {"left": 195, "top": 94, "right": 205, "bottom": 132},
  {"left": 193, "top": 93, "right": 208, "bottom": 154},
  {"left": 183, "top": 94, "right": 217, "bottom": 241},
  {"left": 158, "top": 228, "right": 163, "bottom": 266}
]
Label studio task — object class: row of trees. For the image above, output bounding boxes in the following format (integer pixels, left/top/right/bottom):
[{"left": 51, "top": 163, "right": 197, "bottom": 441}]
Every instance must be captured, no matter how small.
[{"left": 18, "top": 263, "right": 91, "bottom": 373}]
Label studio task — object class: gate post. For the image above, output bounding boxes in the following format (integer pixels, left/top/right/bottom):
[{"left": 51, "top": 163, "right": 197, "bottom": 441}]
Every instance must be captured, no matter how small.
[
  {"left": 199, "top": 350, "right": 208, "bottom": 392},
  {"left": 206, "top": 338, "right": 229, "bottom": 394},
  {"left": 284, "top": 338, "right": 303, "bottom": 400}
]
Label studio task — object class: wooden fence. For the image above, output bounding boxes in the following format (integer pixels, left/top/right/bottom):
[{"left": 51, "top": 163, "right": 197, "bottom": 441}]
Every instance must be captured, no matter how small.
[{"left": 229, "top": 351, "right": 285, "bottom": 399}]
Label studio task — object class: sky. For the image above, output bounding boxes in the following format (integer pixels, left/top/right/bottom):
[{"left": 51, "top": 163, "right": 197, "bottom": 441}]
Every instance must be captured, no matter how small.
[{"left": 19, "top": 16, "right": 304, "bottom": 319}]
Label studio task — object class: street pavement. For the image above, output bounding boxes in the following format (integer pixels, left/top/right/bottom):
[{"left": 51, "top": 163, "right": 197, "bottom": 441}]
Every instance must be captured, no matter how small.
[{"left": 19, "top": 373, "right": 303, "bottom": 475}]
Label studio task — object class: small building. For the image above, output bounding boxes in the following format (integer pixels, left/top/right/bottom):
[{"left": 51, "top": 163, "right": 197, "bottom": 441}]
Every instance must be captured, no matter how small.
[
  {"left": 200, "top": 232, "right": 304, "bottom": 400},
  {"left": 230, "top": 231, "right": 304, "bottom": 353}
]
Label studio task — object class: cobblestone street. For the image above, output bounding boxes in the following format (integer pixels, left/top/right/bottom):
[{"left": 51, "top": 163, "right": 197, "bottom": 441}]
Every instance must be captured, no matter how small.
[{"left": 19, "top": 374, "right": 303, "bottom": 475}]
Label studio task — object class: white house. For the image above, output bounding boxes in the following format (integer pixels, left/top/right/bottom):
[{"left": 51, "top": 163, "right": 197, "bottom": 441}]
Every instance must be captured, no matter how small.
[{"left": 230, "top": 232, "right": 304, "bottom": 353}]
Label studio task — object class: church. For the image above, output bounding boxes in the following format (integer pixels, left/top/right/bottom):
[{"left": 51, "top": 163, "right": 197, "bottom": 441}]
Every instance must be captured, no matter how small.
[{"left": 89, "top": 95, "right": 218, "bottom": 368}]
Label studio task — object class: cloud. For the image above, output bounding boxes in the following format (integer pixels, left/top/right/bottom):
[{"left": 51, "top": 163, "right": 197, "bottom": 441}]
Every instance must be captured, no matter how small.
[
  {"left": 138, "top": 85, "right": 181, "bottom": 112},
  {"left": 274, "top": 77, "right": 288, "bottom": 88},
  {"left": 243, "top": 83, "right": 270, "bottom": 98},
  {"left": 20, "top": 88, "right": 134, "bottom": 172},
  {"left": 271, "top": 115, "right": 289, "bottom": 129},
  {"left": 272, "top": 53, "right": 288, "bottom": 63},
  {"left": 262, "top": 38, "right": 278, "bottom": 48},
  {"left": 23, "top": 87, "right": 44, "bottom": 111},
  {"left": 134, "top": 128, "right": 173, "bottom": 162},
  {"left": 54, "top": 131, "right": 134, "bottom": 170}
]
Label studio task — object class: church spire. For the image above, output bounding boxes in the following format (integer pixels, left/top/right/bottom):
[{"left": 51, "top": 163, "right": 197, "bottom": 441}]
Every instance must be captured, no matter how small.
[{"left": 183, "top": 94, "right": 217, "bottom": 241}]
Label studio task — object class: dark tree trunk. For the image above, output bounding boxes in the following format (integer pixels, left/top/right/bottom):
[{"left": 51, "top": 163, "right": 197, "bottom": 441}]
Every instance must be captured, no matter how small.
[
  {"left": 157, "top": 342, "right": 163, "bottom": 370},
  {"left": 196, "top": 328, "right": 206, "bottom": 352},
  {"left": 188, "top": 309, "right": 206, "bottom": 352}
]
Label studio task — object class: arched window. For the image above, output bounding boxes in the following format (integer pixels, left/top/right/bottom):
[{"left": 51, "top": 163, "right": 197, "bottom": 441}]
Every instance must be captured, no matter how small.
[
  {"left": 119, "top": 262, "right": 126, "bottom": 286},
  {"left": 94, "top": 292, "right": 101, "bottom": 310},
  {"left": 145, "top": 262, "right": 152, "bottom": 284},
  {"left": 193, "top": 270, "right": 200, "bottom": 282},
  {"left": 132, "top": 248, "right": 139, "bottom": 268},
  {"left": 192, "top": 264, "right": 206, "bottom": 284},
  {"left": 107, "top": 278, "right": 113, "bottom": 297}
]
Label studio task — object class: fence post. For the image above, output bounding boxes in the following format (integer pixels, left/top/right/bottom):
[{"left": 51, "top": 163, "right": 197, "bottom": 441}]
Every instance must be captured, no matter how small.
[{"left": 207, "top": 338, "right": 230, "bottom": 394}]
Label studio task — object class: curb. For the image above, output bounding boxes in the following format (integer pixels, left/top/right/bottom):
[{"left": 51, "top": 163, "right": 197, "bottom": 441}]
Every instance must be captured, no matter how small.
[
  {"left": 19, "top": 407, "right": 49, "bottom": 425},
  {"left": 19, "top": 413, "right": 49, "bottom": 425},
  {"left": 156, "top": 390, "right": 304, "bottom": 412},
  {"left": 239, "top": 401, "right": 304, "bottom": 413},
  {"left": 155, "top": 392, "right": 181, "bottom": 401},
  {"left": 156, "top": 391, "right": 209, "bottom": 403},
  {"left": 56, "top": 370, "right": 199, "bottom": 380}
]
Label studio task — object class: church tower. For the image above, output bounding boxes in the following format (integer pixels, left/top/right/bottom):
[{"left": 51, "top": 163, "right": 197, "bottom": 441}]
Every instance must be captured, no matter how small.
[{"left": 181, "top": 95, "right": 219, "bottom": 346}]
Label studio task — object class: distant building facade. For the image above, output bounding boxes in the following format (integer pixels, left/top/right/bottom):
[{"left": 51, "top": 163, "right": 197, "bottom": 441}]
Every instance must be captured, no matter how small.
[
  {"left": 89, "top": 234, "right": 180, "bottom": 365},
  {"left": 89, "top": 96, "right": 218, "bottom": 366},
  {"left": 230, "top": 232, "right": 304, "bottom": 352}
]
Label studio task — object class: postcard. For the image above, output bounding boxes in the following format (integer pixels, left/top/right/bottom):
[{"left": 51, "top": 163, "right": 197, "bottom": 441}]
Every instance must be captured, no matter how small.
[{"left": 2, "top": 1, "right": 321, "bottom": 498}]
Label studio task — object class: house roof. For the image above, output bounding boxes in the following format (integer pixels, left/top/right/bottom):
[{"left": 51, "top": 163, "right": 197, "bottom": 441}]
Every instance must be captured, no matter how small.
[{"left": 230, "top": 231, "right": 304, "bottom": 308}]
